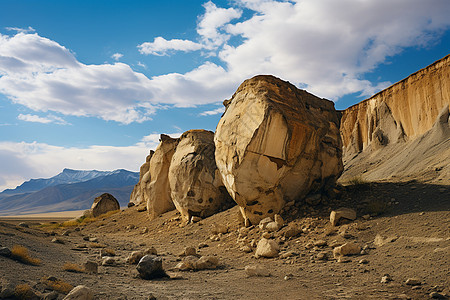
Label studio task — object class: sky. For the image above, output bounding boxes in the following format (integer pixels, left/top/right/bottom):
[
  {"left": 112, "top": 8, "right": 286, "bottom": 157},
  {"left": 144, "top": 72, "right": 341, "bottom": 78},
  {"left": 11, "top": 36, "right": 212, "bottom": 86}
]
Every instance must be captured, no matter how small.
[{"left": 0, "top": 0, "right": 449, "bottom": 192}]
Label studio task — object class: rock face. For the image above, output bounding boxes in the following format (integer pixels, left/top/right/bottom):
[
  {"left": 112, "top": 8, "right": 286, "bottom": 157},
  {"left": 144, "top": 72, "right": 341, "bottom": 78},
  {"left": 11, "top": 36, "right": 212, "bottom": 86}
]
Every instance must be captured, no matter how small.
[
  {"left": 169, "top": 130, "right": 233, "bottom": 221},
  {"left": 129, "top": 151, "right": 154, "bottom": 206},
  {"left": 146, "top": 135, "right": 178, "bottom": 219},
  {"left": 91, "top": 193, "right": 120, "bottom": 217},
  {"left": 341, "top": 55, "right": 449, "bottom": 155},
  {"left": 215, "top": 75, "right": 343, "bottom": 225}
]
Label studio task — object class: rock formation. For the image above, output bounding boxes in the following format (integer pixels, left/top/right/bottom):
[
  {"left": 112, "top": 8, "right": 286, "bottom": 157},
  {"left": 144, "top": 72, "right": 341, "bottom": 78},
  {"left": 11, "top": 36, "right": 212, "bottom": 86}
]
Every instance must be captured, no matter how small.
[
  {"left": 340, "top": 54, "right": 450, "bottom": 156},
  {"left": 91, "top": 193, "right": 120, "bottom": 217},
  {"left": 215, "top": 75, "right": 343, "bottom": 225},
  {"left": 168, "top": 130, "right": 233, "bottom": 222},
  {"left": 146, "top": 135, "right": 178, "bottom": 219},
  {"left": 129, "top": 151, "right": 153, "bottom": 206}
]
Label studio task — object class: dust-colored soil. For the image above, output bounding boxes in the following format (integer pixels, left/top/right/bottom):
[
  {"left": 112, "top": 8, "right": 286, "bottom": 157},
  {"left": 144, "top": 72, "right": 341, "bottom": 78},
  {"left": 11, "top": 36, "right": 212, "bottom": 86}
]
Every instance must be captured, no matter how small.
[{"left": 1, "top": 179, "right": 449, "bottom": 299}]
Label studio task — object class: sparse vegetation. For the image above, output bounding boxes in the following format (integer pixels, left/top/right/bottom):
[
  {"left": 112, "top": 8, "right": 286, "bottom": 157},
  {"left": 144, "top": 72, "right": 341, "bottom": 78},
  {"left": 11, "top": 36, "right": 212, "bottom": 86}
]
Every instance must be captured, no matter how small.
[
  {"left": 366, "top": 199, "right": 389, "bottom": 216},
  {"left": 11, "top": 245, "right": 41, "bottom": 266},
  {"left": 346, "top": 176, "right": 372, "bottom": 191},
  {"left": 63, "top": 262, "right": 85, "bottom": 273},
  {"left": 40, "top": 209, "right": 120, "bottom": 229},
  {"left": 41, "top": 276, "right": 74, "bottom": 294},
  {"left": 89, "top": 242, "right": 107, "bottom": 248},
  {"left": 14, "top": 284, "right": 35, "bottom": 300}
]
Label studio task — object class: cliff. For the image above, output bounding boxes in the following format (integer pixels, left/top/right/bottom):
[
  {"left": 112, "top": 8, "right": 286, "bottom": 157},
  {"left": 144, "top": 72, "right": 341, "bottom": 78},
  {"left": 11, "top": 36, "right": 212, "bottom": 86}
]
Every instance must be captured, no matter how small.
[{"left": 340, "top": 54, "right": 450, "bottom": 155}]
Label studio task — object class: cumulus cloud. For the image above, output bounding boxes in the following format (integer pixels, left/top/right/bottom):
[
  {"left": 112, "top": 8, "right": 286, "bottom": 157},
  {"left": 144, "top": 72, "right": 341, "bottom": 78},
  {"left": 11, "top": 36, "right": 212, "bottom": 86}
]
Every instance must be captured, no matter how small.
[
  {"left": 5, "top": 26, "right": 35, "bottom": 33},
  {"left": 17, "top": 113, "right": 69, "bottom": 125},
  {"left": 0, "top": 132, "right": 181, "bottom": 192},
  {"left": 199, "top": 107, "right": 225, "bottom": 116},
  {"left": 111, "top": 53, "right": 123, "bottom": 61},
  {"left": 138, "top": 37, "right": 204, "bottom": 56}
]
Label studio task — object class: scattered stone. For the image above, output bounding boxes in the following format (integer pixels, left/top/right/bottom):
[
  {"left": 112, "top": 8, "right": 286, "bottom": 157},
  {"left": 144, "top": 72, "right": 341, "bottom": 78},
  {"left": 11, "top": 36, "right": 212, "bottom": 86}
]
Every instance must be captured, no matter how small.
[
  {"left": 262, "top": 232, "right": 271, "bottom": 239},
  {"left": 381, "top": 274, "right": 392, "bottom": 283},
  {"left": 63, "top": 285, "right": 94, "bottom": 300},
  {"left": 314, "top": 240, "right": 327, "bottom": 247},
  {"left": 62, "top": 230, "right": 71, "bottom": 236},
  {"left": 362, "top": 214, "right": 371, "bottom": 220},
  {"left": 127, "top": 202, "right": 135, "bottom": 208},
  {"left": 333, "top": 242, "right": 361, "bottom": 258},
  {"left": 190, "top": 216, "right": 202, "bottom": 223},
  {"left": 212, "top": 224, "right": 228, "bottom": 235},
  {"left": 274, "top": 214, "right": 284, "bottom": 227},
  {"left": 305, "top": 194, "right": 322, "bottom": 206},
  {"left": 50, "top": 237, "right": 65, "bottom": 244},
  {"left": 194, "top": 256, "right": 219, "bottom": 270},
  {"left": 83, "top": 261, "right": 98, "bottom": 274},
  {"left": 17, "top": 222, "right": 29, "bottom": 228},
  {"left": 330, "top": 208, "right": 357, "bottom": 226},
  {"left": 88, "top": 237, "right": 98, "bottom": 242},
  {"left": 280, "top": 251, "right": 296, "bottom": 259},
  {"left": 265, "top": 222, "right": 280, "bottom": 232},
  {"left": 255, "top": 238, "right": 279, "bottom": 258},
  {"left": 374, "top": 234, "right": 398, "bottom": 247},
  {"left": 136, "top": 255, "right": 167, "bottom": 279},
  {"left": 179, "top": 247, "right": 197, "bottom": 257},
  {"left": 141, "top": 227, "right": 149, "bottom": 234},
  {"left": 429, "top": 292, "right": 447, "bottom": 299},
  {"left": 405, "top": 278, "right": 421, "bottom": 286},
  {"left": 137, "top": 206, "right": 147, "bottom": 212},
  {"left": 284, "top": 226, "right": 301, "bottom": 238},
  {"left": 102, "top": 257, "right": 115, "bottom": 266},
  {"left": 259, "top": 217, "right": 273, "bottom": 230},
  {"left": 337, "top": 257, "right": 350, "bottom": 263},
  {"left": 43, "top": 291, "right": 60, "bottom": 300},
  {"left": 0, "top": 247, "right": 11, "bottom": 257},
  {"left": 245, "top": 265, "right": 270, "bottom": 277},
  {"left": 316, "top": 252, "right": 328, "bottom": 261},
  {"left": 240, "top": 245, "right": 252, "bottom": 253},
  {"left": 358, "top": 259, "right": 369, "bottom": 264},
  {"left": 126, "top": 248, "right": 158, "bottom": 264},
  {"left": 91, "top": 193, "right": 120, "bottom": 217},
  {"left": 284, "top": 274, "right": 294, "bottom": 281},
  {"left": 198, "top": 242, "right": 208, "bottom": 249}
]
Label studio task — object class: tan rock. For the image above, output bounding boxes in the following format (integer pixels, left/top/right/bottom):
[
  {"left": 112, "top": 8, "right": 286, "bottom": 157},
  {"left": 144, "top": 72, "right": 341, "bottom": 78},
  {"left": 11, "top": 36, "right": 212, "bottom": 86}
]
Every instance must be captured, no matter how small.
[
  {"left": 265, "top": 222, "right": 280, "bottom": 232},
  {"left": 194, "top": 256, "right": 219, "bottom": 270},
  {"left": 146, "top": 135, "right": 178, "bottom": 219},
  {"left": 169, "top": 130, "right": 233, "bottom": 221},
  {"left": 259, "top": 217, "right": 273, "bottom": 230},
  {"left": 63, "top": 285, "right": 94, "bottom": 300},
  {"left": 215, "top": 75, "right": 343, "bottom": 225},
  {"left": 330, "top": 208, "right": 357, "bottom": 226},
  {"left": 211, "top": 223, "right": 228, "bottom": 235},
  {"left": 274, "top": 214, "right": 284, "bottom": 227},
  {"left": 91, "top": 193, "right": 120, "bottom": 218},
  {"left": 245, "top": 265, "right": 270, "bottom": 277},
  {"left": 255, "top": 238, "right": 279, "bottom": 258},
  {"left": 333, "top": 242, "right": 361, "bottom": 258},
  {"left": 129, "top": 151, "right": 154, "bottom": 206}
]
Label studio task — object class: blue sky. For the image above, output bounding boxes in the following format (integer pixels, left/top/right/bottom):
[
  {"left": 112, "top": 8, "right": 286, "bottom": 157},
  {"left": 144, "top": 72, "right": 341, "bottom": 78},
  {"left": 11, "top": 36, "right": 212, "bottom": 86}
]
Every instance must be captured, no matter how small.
[{"left": 0, "top": 0, "right": 449, "bottom": 191}]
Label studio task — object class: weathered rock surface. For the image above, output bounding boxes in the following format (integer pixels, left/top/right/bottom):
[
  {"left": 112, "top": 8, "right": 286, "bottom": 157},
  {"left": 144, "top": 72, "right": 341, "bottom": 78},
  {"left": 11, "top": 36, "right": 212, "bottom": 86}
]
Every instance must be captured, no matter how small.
[
  {"left": 136, "top": 255, "right": 167, "bottom": 279},
  {"left": 129, "top": 151, "right": 154, "bottom": 206},
  {"left": 333, "top": 242, "right": 361, "bottom": 258},
  {"left": 63, "top": 285, "right": 94, "bottom": 300},
  {"left": 215, "top": 75, "right": 343, "bottom": 225},
  {"left": 91, "top": 193, "right": 119, "bottom": 217},
  {"left": 330, "top": 208, "right": 357, "bottom": 226},
  {"left": 245, "top": 265, "right": 270, "bottom": 277},
  {"left": 146, "top": 135, "right": 178, "bottom": 219},
  {"left": 255, "top": 238, "right": 280, "bottom": 258},
  {"left": 169, "top": 130, "right": 233, "bottom": 221}
]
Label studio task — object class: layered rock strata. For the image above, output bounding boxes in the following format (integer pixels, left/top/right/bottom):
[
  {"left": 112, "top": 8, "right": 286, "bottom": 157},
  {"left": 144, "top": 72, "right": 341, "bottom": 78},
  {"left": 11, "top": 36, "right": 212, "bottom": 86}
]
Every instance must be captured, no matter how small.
[{"left": 215, "top": 75, "right": 343, "bottom": 225}]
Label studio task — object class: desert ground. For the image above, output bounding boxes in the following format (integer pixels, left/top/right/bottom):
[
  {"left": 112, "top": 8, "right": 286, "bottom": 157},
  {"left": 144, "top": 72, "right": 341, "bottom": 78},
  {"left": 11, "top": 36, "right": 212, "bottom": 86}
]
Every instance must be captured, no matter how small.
[{"left": 0, "top": 176, "right": 449, "bottom": 299}]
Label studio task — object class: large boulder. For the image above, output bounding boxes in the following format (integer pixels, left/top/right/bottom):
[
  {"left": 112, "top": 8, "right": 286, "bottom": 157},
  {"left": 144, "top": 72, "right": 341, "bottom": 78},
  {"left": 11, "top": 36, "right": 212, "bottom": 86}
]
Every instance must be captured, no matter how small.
[
  {"left": 129, "top": 151, "right": 154, "bottom": 206},
  {"left": 146, "top": 134, "right": 178, "bottom": 219},
  {"left": 91, "top": 193, "right": 120, "bottom": 217},
  {"left": 215, "top": 75, "right": 343, "bottom": 225},
  {"left": 169, "top": 130, "right": 233, "bottom": 221}
]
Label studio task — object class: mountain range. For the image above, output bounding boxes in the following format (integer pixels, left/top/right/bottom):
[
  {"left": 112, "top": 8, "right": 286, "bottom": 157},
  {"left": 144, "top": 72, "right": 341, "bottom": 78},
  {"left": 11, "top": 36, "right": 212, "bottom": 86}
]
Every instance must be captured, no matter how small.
[{"left": 0, "top": 169, "right": 139, "bottom": 216}]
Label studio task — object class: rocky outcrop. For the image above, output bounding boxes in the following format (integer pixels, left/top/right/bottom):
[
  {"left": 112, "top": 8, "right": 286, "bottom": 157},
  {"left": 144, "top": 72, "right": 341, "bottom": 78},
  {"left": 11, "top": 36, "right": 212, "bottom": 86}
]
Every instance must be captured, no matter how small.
[
  {"left": 146, "top": 135, "right": 178, "bottom": 219},
  {"left": 215, "top": 75, "right": 343, "bottom": 225},
  {"left": 91, "top": 193, "right": 120, "bottom": 217},
  {"left": 341, "top": 55, "right": 450, "bottom": 156},
  {"left": 168, "top": 130, "right": 233, "bottom": 222},
  {"left": 129, "top": 151, "right": 153, "bottom": 206}
]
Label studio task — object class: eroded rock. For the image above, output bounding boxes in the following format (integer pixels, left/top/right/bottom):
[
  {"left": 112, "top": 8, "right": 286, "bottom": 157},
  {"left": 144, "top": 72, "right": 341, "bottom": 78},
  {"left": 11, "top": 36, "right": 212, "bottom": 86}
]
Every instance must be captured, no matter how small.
[
  {"left": 330, "top": 208, "right": 357, "bottom": 226},
  {"left": 91, "top": 193, "right": 119, "bottom": 218},
  {"left": 255, "top": 238, "right": 279, "bottom": 258},
  {"left": 215, "top": 75, "right": 343, "bottom": 225}
]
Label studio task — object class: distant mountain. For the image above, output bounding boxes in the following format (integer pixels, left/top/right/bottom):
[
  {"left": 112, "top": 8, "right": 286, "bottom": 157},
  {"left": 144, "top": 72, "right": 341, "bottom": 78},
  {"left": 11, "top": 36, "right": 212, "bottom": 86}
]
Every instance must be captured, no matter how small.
[{"left": 0, "top": 169, "right": 139, "bottom": 216}]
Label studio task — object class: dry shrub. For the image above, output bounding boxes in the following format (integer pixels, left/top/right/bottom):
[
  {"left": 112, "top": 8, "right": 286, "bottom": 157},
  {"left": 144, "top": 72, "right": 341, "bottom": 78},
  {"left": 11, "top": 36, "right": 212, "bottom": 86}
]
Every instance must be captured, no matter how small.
[
  {"left": 61, "top": 219, "right": 80, "bottom": 227},
  {"left": 41, "top": 276, "right": 73, "bottom": 294},
  {"left": 62, "top": 262, "right": 85, "bottom": 273},
  {"left": 11, "top": 245, "right": 41, "bottom": 266},
  {"left": 82, "top": 209, "right": 120, "bottom": 224},
  {"left": 367, "top": 199, "right": 389, "bottom": 216},
  {"left": 14, "top": 284, "right": 35, "bottom": 299}
]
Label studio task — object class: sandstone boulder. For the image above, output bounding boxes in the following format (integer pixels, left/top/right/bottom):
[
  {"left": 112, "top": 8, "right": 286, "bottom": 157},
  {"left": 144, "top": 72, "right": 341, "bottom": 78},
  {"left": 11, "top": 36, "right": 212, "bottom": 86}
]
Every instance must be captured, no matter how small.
[
  {"left": 129, "top": 151, "right": 154, "bottom": 206},
  {"left": 146, "top": 135, "right": 178, "bottom": 219},
  {"left": 91, "top": 193, "right": 119, "bottom": 217},
  {"left": 215, "top": 75, "right": 343, "bottom": 225},
  {"left": 255, "top": 238, "right": 279, "bottom": 258},
  {"left": 333, "top": 242, "right": 361, "bottom": 258},
  {"left": 169, "top": 130, "right": 233, "bottom": 221}
]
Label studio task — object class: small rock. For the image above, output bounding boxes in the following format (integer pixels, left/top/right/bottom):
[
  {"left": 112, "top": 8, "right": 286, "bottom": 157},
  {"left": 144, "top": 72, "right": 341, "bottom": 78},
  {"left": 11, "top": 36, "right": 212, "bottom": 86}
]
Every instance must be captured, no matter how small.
[
  {"left": 362, "top": 214, "right": 370, "bottom": 220},
  {"left": 358, "top": 258, "right": 368, "bottom": 264},
  {"left": 102, "top": 257, "right": 115, "bottom": 266},
  {"left": 198, "top": 242, "right": 208, "bottom": 249},
  {"left": 330, "top": 208, "right": 357, "bottom": 226},
  {"left": 212, "top": 224, "right": 228, "bottom": 235},
  {"left": 262, "top": 232, "right": 271, "bottom": 239},
  {"left": 284, "top": 226, "right": 300, "bottom": 238},
  {"left": 279, "top": 251, "right": 296, "bottom": 259},
  {"left": 381, "top": 274, "right": 392, "bottom": 283},
  {"left": 259, "top": 217, "right": 273, "bottom": 230},
  {"left": 62, "top": 230, "right": 71, "bottom": 236},
  {"left": 429, "top": 292, "right": 447, "bottom": 299},
  {"left": 405, "top": 278, "right": 421, "bottom": 286},
  {"left": 141, "top": 227, "right": 149, "bottom": 234},
  {"left": 0, "top": 247, "right": 11, "bottom": 257},
  {"left": 127, "top": 251, "right": 144, "bottom": 264},
  {"left": 83, "top": 261, "right": 98, "bottom": 274},
  {"left": 18, "top": 222, "right": 29, "bottom": 228},
  {"left": 51, "top": 237, "right": 65, "bottom": 244},
  {"left": 305, "top": 194, "right": 322, "bottom": 206},
  {"left": 43, "top": 291, "right": 60, "bottom": 300},
  {"left": 316, "top": 252, "right": 328, "bottom": 261},
  {"left": 194, "top": 256, "right": 219, "bottom": 270},
  {"left": 63, "top": 285, "right": 94, "bottom": 300},
  {"left": 190, "top": 216, "right": 202, "bottom": 223},
  {"left": 240, "top": 245, "right": 252, "bottom": 253},
  {"left": 314, "top": 240, "right": 327, "bottom": 247},
  {"left": 136, "top": 255, "right": 167, "bottom": 279},
  {"left": 333, "top": 242, "right": 361, "bottom": 258},
  {"left": 255, "top": 238, "right": 279, "bottom": 258},
  {"left": 245, "top": 265, "right": 270, "bottom": 277},
  {"left": 127, "top": 202, "right": 135, "bottom": 208},
  {"left": 274, "top": 214, "right": 284, "bottom": 227},
  {"left": 374, "top": 234, "right": 398, "bottom": 247},
  {"left": 265, "top": 222, "right": 280, "bottom": 232},
  {"left": 88, "top": 237, "right": 98, "bottom": 242},
  {"left": 137, "top": 206, "right": 147, "bottom": 212},
  {"left": 179, "top": 246, "right": 196, "bottom": 257}
]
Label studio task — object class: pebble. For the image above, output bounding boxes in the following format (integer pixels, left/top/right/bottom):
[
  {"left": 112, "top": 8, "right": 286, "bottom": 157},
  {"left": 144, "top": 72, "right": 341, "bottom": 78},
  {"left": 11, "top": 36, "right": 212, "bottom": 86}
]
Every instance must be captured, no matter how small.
[
  {"left": 358, "top": 258, "right": 368, "bottom": 264},
  {"left": 405, "top": 278, "right": 421, "bottom": 286},
  {"left": 381, "top": 274, "right": 392, "bottom": 283},
  {"left": 429, "top": 292, "right": 447, "bottom": 299}
]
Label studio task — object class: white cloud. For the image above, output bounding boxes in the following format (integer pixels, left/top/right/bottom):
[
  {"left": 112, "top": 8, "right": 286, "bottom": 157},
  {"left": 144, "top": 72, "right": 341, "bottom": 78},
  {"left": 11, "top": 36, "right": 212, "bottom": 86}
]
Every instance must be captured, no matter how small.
[
  {"left": 138, "top": 37, "right": 204, "bottom": 56},
  {"left": 111, "top": 53, "right": 123, "bottom": 61},
  {"left": 17, "top": 113, "right": 69, "bottom": 125},
  {"left": 199, "top": 107, "right": 225, "bottom": 116},
  {"left": 0, "top": 132, "right": 181, "bottom": 192},
  {"left": 5, "top": 26, "right": 35, "bottom": 33}
]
